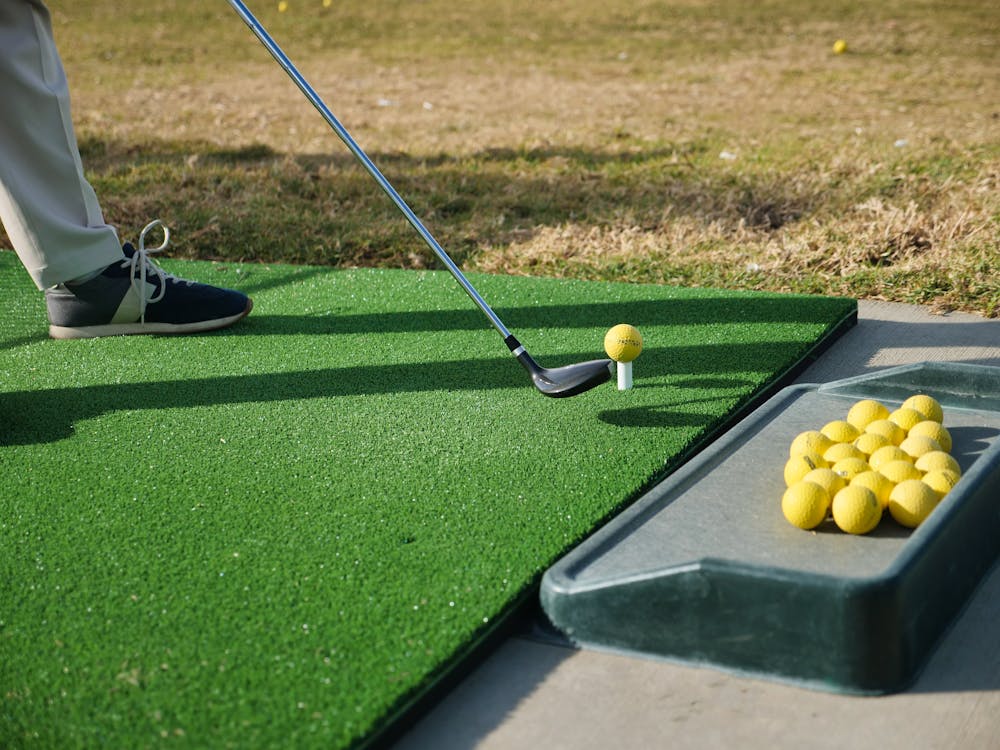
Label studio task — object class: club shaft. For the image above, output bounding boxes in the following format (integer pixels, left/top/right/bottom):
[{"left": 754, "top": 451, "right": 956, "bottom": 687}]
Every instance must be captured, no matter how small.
[{"left": 227, "top": 0, "right": 512, "bottom": 340}]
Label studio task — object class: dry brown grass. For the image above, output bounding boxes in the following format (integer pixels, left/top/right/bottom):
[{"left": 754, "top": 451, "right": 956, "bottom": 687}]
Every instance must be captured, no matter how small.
[{"left": 4, "top": 1, "right": 999, "bottom": 315}]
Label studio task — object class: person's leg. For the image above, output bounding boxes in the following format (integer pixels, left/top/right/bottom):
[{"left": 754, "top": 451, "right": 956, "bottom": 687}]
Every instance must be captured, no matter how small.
[
  {"left": 1, "top": 0, "right": 252, "bottom": 338},
  {"left": 0, "top": 0, "right": 123, "bottom": 289}
]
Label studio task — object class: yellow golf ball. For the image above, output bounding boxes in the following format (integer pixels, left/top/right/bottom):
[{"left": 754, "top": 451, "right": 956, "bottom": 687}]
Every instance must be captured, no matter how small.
[
  {"left": 846, "top": 399, "right": 890, "bottom": 430},
  {"left": 821, "top": 420, "right": 860, "bottom": 444},
  {"left": 831, "top": 456, "right": 871, "bottom": 481},
  {"left": 803, "top": 467, "right": 846, "bottom": 498},
  {"left": 782, "top": 481, "right": 831, "bottom": 530},
  {"left": 914, "top": 450, "right": 961, "bottom": 476},
  {"left": 902, "top": 394, "right": 944, "bottom": 424},
  {"left": 854, "top": 431, "right": 891, "bottom": 457},
  {"left": 832, "top": 39, "right": 848, "bottom": 55},
  {"left": 868, "top": 445, "right": 910, "bottom": 471},
  {"left": 898, "top": 434, "right": 942, "bottom": 460},
  {"left": 789, "top": 430, "right": 834, "bottom": 459},
  {"left": 889, "top": 479, "right": 940, "bottom": 528},
  {"left": 922, "top": 469, "right": 960, "bottom": 498},
  {"left": 908, "top": 420, "right": 952, "bottom": 453},
  {"left": 879, "top": 459, "right": 922, "bottom": 485},
  {"left": 784, "top": 452, "right": 826, "bottom": 487},
  {"left": 603, "top": 324, "right": 643, "bottom": 363},
  {"left": 865, "top": 418, "right": 905, "bottom": 446},
  {"left": 851, "top": 470, "right": 894, "bottom": 509},
  {"left": 824, "top": 442, "right": 866, "bottom": 464},
  {"left": 888, "top": 406, "right": 928, "bottom": 433},
  {"left": 832, "top": 485, "right": 882, "bottom": 535}
]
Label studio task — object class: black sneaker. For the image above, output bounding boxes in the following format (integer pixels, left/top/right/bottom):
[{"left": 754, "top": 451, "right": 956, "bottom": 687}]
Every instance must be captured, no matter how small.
[{"left": 45, "top": 221, "right": 253, "bottom": 339}]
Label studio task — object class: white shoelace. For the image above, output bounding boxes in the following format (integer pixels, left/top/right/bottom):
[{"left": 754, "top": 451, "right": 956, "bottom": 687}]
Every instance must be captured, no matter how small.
[{"left": 126, "top": 220, "right": 191, "bottom": 322}]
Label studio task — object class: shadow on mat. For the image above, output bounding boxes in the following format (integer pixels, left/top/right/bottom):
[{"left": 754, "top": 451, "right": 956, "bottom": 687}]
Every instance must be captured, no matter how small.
[
  {"left": 0, "top": 335, "right": 821, "bottom": 446},
  {"left": 0, "top": 354, "right": 522, "bottom": 445},
  {"left": 596, "top": 388, "right": 758, "bottom": 429},
  {"left": 225, "top": 295, "right": 854, "bottom": 337}
]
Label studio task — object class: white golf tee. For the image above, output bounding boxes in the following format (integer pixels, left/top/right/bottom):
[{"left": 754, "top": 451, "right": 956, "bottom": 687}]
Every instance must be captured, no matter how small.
[{"left": 617, "top": 361, "right": 633, "bottom": 390}]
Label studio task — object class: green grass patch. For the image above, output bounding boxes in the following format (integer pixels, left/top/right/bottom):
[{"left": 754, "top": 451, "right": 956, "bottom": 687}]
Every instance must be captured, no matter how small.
[{"left": 0, "top": 252, "right": 854, "bottom": 747}]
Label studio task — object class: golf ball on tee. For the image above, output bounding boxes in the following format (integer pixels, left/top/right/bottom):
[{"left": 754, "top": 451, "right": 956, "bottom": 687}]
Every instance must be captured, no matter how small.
[{"left": 604, "top": 324, "right": 643, "bottom": 363}]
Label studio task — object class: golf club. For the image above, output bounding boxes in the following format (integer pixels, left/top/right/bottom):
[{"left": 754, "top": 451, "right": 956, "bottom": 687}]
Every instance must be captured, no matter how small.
[{"left": 227, "top": 0, "right": 613, "bottom": 397}]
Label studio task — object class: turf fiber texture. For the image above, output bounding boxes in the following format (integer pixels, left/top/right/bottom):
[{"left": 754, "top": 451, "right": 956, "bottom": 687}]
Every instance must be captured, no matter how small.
[{"left": 0, "top": 250, "right": 855, "bottom": 748}]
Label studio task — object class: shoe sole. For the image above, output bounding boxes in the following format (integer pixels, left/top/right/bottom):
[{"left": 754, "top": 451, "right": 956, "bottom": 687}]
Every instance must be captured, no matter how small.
[{"left": 49, "top": 300, "right": 253, "bottom": 339}]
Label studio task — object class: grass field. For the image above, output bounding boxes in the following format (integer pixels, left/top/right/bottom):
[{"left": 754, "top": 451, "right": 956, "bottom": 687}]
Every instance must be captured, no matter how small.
[
  {"left": 0, "top": 1, "right": 993, "bottom": 746},
  {"left": 0, "top": 252, "right": 854, "bottom": 748},
  {"left": 1, "top": 0, "right": 996, "bottom": 315}
]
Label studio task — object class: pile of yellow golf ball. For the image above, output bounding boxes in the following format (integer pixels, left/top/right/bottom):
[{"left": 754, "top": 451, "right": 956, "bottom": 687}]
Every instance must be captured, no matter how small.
[{"left": 781, "top": 394, "right": 961, "bottom": 534}]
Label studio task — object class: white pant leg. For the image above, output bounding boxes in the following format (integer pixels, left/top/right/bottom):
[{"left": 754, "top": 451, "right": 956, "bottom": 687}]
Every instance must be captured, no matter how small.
[{"left": 0, "top": 0, "right": 123, "bottom": 290}]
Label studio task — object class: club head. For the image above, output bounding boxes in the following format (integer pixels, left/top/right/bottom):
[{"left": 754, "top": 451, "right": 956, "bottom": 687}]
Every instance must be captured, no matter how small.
[{"left": 521, "top": 355, "right": 616, "bottom": 398}]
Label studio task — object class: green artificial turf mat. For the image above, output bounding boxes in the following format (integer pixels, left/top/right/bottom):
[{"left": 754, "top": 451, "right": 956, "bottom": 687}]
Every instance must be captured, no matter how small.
[{"left": 0, "top": 250, "right": 854, "bottom": 748}]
